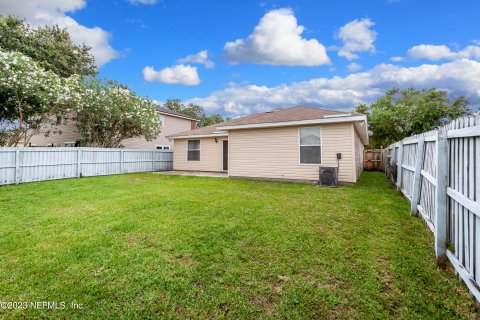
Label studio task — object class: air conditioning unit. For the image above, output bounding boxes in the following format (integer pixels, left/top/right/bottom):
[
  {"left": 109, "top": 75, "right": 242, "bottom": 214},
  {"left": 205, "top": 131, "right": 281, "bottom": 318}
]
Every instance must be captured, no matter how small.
[{"left": 319, "top": 166, "right": 338, "bottom": 187}]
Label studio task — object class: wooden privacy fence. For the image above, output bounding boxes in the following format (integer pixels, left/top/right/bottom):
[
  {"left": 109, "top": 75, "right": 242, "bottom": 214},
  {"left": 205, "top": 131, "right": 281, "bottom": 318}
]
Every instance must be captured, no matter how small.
[
  {"left": 364, "top": 149, "right": 386, "bottom": 171},
  {"left": 386, "top": 114, "right": 480, "bottom": 303},
  {"left": 0, "top": 147, "right": 173, "bottom": 186}
]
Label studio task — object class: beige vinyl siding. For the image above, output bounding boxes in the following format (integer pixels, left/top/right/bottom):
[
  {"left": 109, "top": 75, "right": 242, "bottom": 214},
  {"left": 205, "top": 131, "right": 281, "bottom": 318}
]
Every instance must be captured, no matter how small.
[
  {"left": 28, "top": 120, "right": 82, "bottom": 147},
  {"left": 173, "top": 137, "right": 224, "bottom": 172},
  {"left": 122, "top": 115, "right": 192, "bottom": 149},
  {"left": 29, "top": 113, "right": 191, "bottom": 148},
  {"left": 354, "top": 127, "right": 365, "bottom": 180},
  {"left": 228, "top": 123, "right": 356, "bottom": 183}
]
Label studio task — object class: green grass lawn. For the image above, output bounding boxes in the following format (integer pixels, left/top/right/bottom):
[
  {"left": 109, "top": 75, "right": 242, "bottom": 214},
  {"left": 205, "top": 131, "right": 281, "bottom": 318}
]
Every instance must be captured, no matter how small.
[{"left": 0, "top": 172, "right": 477, "bottom": 319}]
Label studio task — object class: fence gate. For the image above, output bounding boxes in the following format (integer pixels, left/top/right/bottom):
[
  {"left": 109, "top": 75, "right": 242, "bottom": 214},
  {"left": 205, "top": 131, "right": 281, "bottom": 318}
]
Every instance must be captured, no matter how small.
[{"left": 363, "top": 149, "right": 385, "bottom": 171}]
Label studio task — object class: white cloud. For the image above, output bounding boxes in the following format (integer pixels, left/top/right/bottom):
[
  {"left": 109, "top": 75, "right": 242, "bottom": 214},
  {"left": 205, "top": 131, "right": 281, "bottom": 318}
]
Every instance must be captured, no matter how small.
[
  {"left": 223, "top": 8, "right": 330, "bottom": 66},
  {"left": 335, "top": 18, "right": 377, "bottom": 60},
  {"left": 407, "top": 44, "right": 480, "bottom": 61},
  {"left": 0, "top": 0, "right": 119, "bottom": 66},
  {"left": 347, "top": 62, "right": 362, "bottom": 72},
  {"left": 407, "top": 45, "right": 453, "bottom": 61},
  {"left": 177, "top": 50, "right": 214, "bottom": 69},
  {"left": 186, "top": 59, "right": 480, "bottom": 116},
  {"left": 390, "top": 56, "right": 406, "bottom": 62},
  {"left": 128, "top": 0, "right": 157, "bottom": 4},
  {"left": 143, "top": 64, "right": 200, "bottom": 86}
]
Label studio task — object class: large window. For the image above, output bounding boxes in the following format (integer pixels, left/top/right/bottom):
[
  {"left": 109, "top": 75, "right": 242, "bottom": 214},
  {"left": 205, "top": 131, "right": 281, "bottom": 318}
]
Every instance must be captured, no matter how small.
[
  {"left": 299, "top": 127, "right": 321, "bottom": 164},
  {"left": 187, "top": 140, "right": 200, "bottom": 161}
]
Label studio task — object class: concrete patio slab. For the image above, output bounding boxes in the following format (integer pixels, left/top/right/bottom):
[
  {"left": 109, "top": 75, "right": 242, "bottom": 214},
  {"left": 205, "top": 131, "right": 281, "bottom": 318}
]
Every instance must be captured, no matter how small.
[{"left": 155, "top": 171, "right": 228, "bottom": 178}]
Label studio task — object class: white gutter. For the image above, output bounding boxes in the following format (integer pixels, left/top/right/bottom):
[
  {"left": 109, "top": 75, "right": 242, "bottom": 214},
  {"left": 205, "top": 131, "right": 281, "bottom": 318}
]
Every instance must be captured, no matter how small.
[
  {"left": 217, "top": 115, "right": 367, "bottom": 130},
  {"left": 169, "top": 115, "right": 370, "bottom": 144},
  {"left": 169, "top": 132, "right": 228, "bottom": 139},
  {"left": 324, "top": 113, "right": 352, "bottom": 118}
]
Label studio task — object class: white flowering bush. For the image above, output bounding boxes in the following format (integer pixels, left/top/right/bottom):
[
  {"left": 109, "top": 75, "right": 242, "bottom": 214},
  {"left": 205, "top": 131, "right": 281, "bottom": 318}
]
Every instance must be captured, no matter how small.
[
  {"left": 0, "top": 49, "right": 81, "bottom": 146},
  {"left": 76, "top": 79, "right": 161, "bottom": 147}
]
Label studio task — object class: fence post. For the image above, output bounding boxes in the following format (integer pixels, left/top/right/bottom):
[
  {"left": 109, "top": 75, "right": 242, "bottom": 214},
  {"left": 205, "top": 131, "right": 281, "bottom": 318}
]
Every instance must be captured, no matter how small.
[
  {"left": 396, "top": 142, "right": 404, "bottom": 192},
  {"left": 152, "top": 150, "right": 155, "bottom": 172},
  {"left": 410, "top": 136, "right": 425, "bottom": 216},
  {"left": 14, "top": 149, "right": 20, "bottom": 184},
  {"left": 386, "top": 147, "right": 391, "bottom": 179},
  {"left": 77, "top": 148, "right": 82, "bottom": 178},
  {"left": 120, "top": 149, "right": 124, "bottom": 174},
  {"left": 434, "top": 129, "right": 448, "bottom": 267}
]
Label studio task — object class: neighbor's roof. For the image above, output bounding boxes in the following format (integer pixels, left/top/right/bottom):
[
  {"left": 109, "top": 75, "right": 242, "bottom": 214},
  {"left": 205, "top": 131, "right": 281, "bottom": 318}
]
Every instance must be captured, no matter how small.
[
  {"left": 168, "top": 106, "right": 362, "bottom": 138},
  {"left": 155, "top": 106, "right": 197, "bottom": 121}
]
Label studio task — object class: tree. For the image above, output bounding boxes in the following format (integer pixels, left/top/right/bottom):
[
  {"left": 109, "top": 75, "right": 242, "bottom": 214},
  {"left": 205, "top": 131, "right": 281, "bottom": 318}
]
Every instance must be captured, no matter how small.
[
  {"left": 198, "top": 114, "right": 225, "bottom": 127},
  {"left": 0, "top": 15, "right": 97, "bottom": 77},
  {"left": 0, "top": 49, "right": 81, "bottom": 146},
  {"left": 356, "top": 88, "right": 470, "bottom": 148},
  {"left": 162, "top": 99, "right": 203, "bottom": 119},
  {"left": 76, "top": 79, "right": 161, "bottom": 148},
  {"left": 163, "top": 99, "right": 226, "bottom": 127}
]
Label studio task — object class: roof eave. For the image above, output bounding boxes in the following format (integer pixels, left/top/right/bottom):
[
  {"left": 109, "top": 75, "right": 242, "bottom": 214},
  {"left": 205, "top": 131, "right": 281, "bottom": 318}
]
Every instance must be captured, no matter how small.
[
  {"left": 168, "top": 132, "right": 228, "bottom": 139},
  {"left": 353, "top": 117, "right": 369, "bottom": 145},
  {"left": 157, "top": 111, "right": 198, "bottom": 121},
  {"left": 216, "top": 115, "right": 368, "bottom": 131}
]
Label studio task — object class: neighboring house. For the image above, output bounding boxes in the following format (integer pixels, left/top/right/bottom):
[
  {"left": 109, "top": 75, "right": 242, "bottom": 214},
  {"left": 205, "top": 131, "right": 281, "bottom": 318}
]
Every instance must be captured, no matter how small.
[
  {"left": 168, "top": 106, "right": 368, "bottom": 184},
  {"left": 28, "top": 106, "right": 197, "bottom": 149}
]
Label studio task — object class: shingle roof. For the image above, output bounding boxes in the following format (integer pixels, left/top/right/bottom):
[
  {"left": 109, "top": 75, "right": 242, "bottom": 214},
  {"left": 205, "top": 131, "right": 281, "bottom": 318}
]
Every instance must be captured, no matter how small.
[
  {"left": 168, "top": 106, "right": 355, "bottom": 138},
  {"left": 155, "top": 106, "right": 197, "bottom": 120}
]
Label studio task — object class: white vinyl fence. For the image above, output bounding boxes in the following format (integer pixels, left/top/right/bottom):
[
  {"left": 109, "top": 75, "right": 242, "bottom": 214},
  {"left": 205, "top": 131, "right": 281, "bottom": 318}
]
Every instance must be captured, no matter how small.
[
  {"left": 386, "top": 114, "right": 480, "bottom": 303},
  {"left": 0, "top": 147, "right": 173, "bottom": 186}
]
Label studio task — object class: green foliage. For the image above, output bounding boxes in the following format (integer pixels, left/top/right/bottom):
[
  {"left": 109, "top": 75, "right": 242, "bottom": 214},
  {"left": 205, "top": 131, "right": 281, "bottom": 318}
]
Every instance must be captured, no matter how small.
[
  {"left": 163, "top": 99, "right": 226, "bottom": 127},
  {"left": 0, "top": 16, "right": 160, "bottom": 148},
  {"left": 76, "top": 79, "right": 161, "bottom": 148},
  {"left": 163, "top": 99, "right": 203, "bottom": 119},
  {"left": 0, "top": 172, "right": 477, "bottom": 318},
  {"left": 356, "top": 88, "right": 470, "bottom": 148},
  {"left": 0, "top": 15, "right": 97, "bottom": 77},
  {"left": 198, "top": 113, "right": 225, "bottom": 127},
  {"left": 0, "top": 49, "right": 81, "bottom": 146}
]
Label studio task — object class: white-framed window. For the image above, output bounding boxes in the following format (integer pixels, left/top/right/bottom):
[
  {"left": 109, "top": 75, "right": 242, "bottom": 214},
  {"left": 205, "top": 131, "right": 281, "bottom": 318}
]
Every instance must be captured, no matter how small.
[
  {"left": 65, "top": 142, "right": 76, "bottom": 147},
  {"left": 156, "top": 145, "right": 170, "bottom": 150},
  {"left": 187, "top": 140, "right": 200, "bottom": 161},
  {"left": 299, "top": 127, "right": 321, "bottom": 164}
]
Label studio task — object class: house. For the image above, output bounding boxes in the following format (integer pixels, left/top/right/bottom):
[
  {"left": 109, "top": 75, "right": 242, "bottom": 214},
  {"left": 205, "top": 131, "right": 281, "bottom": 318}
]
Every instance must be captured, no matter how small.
[
  {"left": 28, "top": 106, "right": 197, "bottom": 149},
  {"left": 168, "top": 106, "right": 368, "bottom": 184}
]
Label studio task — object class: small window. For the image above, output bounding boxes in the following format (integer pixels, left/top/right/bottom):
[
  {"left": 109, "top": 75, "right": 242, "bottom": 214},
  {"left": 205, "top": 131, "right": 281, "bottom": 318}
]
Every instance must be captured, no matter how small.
[
  {"left": 187, "top": 140, "right": 200, "bottom": 161},
  {"left": 156, "top": 145, "right": 170, "bottom": 150},
  {"left": 299, "top": 127, "right": 321, "bottom": 164},
  {"left": 65, "top": 142, "right": 76, "bottom": 147}
]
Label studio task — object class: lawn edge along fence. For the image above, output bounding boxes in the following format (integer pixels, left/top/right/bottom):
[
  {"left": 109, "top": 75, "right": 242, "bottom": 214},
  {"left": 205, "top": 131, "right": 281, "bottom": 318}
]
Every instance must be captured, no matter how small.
[
  {"left": 0, "top": 147, "right": 173, "bottom": 186},
  {"left": 386, "top": 114, "right": 480, "bottom": 304}
]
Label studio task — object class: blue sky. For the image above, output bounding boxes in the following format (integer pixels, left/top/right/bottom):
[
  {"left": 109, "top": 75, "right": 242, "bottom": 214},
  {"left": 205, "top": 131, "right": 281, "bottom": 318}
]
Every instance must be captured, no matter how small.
[{"left": 1, "top": 0, "right": 479, "bottom": 116}]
